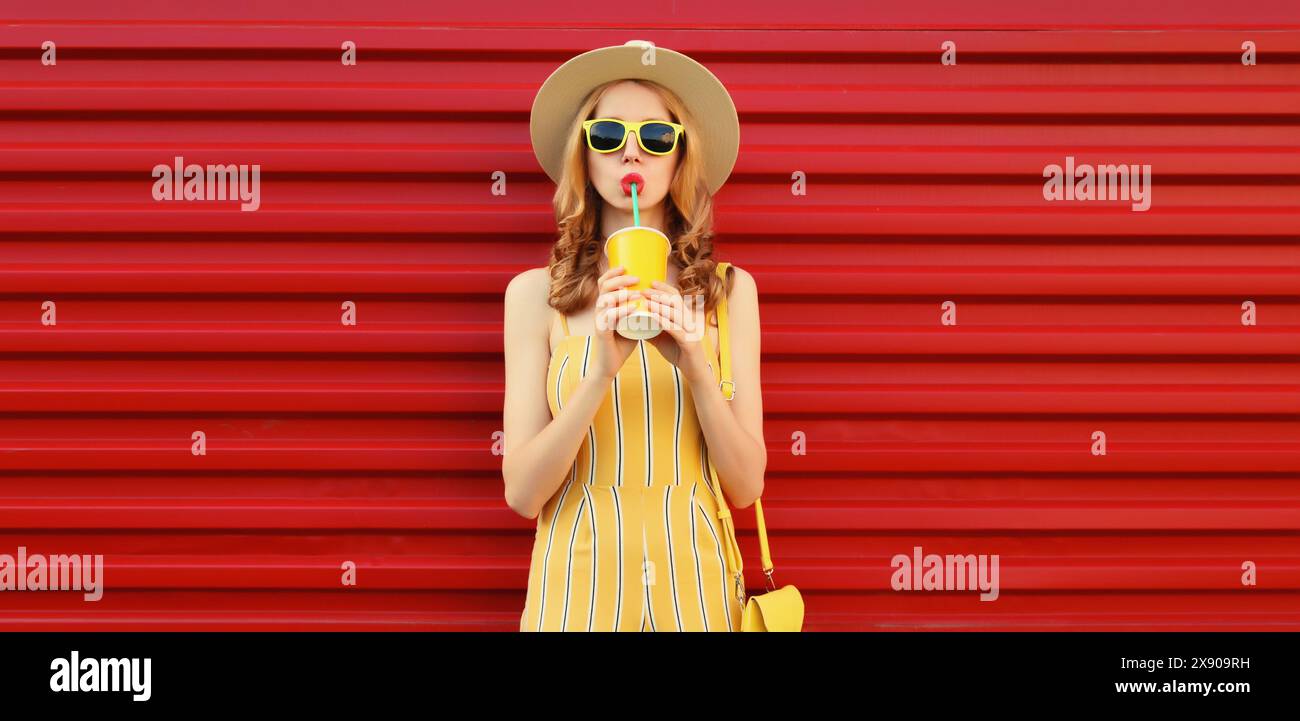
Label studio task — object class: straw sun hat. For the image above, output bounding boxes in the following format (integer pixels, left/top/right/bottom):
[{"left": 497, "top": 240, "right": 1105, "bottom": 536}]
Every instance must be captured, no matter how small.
[{"left": 529, "top": 40, "right": 740, "bottom": 196}]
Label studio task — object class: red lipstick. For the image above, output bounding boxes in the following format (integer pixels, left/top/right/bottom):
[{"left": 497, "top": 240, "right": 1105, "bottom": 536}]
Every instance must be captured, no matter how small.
[{"left": 620, "top": 172, "right": 645, "bottom": 196}]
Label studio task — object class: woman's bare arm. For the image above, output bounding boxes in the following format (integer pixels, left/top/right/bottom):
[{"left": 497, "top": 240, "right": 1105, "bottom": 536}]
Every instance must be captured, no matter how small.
[
  {"left": 500, "top": 268, "right": 634, "bottom": 519},
  {"left": 688, "top": 266, "right": 767, "bottom": 508}
]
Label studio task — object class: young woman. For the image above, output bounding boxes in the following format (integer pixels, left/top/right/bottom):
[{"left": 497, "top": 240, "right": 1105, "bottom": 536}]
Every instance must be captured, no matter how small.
[{"left": 502, "top": 43, "right": 766, "bottom": 631}]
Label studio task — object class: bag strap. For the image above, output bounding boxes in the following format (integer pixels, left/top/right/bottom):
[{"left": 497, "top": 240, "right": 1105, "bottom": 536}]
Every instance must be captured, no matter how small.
[
  {"left": 706, "top": 459, "right": 747, "bottom": 606},
  {"left": 706, "top": 261, "right": 778, "bottom": 600},
  {"left": 715, "top": 264, "right": 735, "bottom": 401}
]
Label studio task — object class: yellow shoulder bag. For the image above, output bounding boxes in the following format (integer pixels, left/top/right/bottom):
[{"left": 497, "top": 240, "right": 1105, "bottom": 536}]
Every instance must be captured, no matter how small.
[{"left": 705, "top": 261, "right": 805, "bottom": 632}]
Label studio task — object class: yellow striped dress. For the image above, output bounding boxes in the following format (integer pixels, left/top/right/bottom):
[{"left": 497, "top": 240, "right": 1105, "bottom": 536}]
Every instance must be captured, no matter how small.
[{"left": 519, "top": 308, "right": 743, "bottom": 632}]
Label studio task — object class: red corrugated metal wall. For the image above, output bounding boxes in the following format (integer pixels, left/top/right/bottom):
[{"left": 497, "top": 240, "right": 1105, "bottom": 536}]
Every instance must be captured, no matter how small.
[{"left": 1, "top": 2, "right": 1297, "bottom": 631}]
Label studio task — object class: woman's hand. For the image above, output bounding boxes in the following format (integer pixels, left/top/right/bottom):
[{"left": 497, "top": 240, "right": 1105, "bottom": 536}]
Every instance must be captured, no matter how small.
[
  {"left": 589, "top": 265, "right": 643, "bottom": 382},
  {"left": 643, "top": 279, "right": 713, "bottom": 385}
]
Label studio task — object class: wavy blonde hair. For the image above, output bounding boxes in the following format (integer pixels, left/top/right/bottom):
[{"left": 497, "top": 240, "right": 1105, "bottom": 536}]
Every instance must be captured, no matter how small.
[{"left": 546, "top": 78, "right": 732, "bottom": 325}]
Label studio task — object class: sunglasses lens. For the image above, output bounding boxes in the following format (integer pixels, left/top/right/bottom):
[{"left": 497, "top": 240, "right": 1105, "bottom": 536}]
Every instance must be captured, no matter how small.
[
  {"left": 587, "top": 121, "right": 625, "bottom": 152},
  {"left": 639, "top": 123, "right": 678, "bottom": 154}
]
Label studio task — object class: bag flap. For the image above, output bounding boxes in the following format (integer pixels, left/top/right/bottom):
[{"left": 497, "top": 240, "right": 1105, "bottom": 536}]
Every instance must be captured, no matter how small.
[{"left": 743, "top": 585, "right": 805, "bottom": 632}]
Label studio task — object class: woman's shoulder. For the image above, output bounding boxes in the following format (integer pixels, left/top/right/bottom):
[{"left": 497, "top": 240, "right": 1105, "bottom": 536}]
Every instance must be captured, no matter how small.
[
  {"left": 505, "top": 266, "right": 552, "bottom": 297},
  {"left": 717, "top": 262, "right": 755, "bottom": 299},
  {"left": 504, "top": 267, "right": 554, "bottom": 319},
  {"left": 507, "top": 266, "right": 550, "bottom": 288}
]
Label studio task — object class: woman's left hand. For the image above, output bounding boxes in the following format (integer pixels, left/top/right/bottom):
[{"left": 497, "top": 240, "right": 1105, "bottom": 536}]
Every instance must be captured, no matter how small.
[{"left": 643, "top": 280, "right": 713, "bottom": 385}]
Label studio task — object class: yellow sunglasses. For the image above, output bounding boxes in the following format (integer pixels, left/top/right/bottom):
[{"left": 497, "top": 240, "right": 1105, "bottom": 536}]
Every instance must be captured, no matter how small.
[{"left": 582, "top": 118, "right": 685, "bottom": 156}]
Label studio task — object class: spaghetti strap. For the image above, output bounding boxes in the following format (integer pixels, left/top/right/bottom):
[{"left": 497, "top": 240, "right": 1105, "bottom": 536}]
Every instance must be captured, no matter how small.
[{"left": 559, "top": 311, "right": 570, "bottom": 336}]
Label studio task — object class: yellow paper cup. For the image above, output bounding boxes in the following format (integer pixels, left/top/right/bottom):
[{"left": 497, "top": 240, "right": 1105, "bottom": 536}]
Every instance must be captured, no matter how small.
[{"left": 604, "top": 226, "right": 670, "bottom": 340}]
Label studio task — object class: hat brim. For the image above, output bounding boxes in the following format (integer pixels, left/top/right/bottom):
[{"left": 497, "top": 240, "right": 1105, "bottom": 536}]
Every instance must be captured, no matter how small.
[{"left": 530, "top": 42, "right": 739, "bottom": 197}]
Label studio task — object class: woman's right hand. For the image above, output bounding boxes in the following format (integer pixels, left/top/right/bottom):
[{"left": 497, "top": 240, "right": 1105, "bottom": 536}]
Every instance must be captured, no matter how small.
[{"left": 590, "top": 265, "right": 643, "bottom": 382}]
